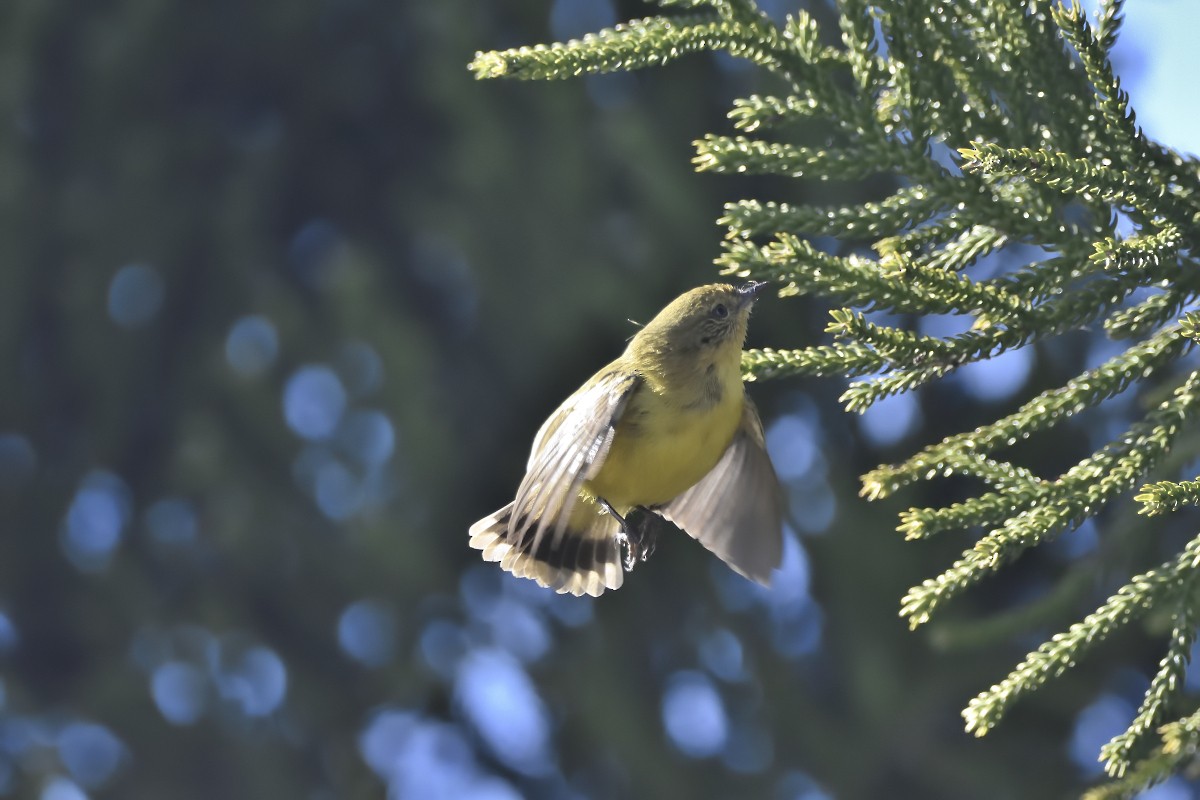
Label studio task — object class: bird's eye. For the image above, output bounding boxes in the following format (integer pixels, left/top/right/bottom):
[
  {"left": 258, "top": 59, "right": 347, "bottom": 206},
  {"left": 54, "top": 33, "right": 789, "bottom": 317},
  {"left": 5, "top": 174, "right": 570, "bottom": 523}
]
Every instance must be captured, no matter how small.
[{"left": 712, "top": 303, "right": 728, "bottom": 318}]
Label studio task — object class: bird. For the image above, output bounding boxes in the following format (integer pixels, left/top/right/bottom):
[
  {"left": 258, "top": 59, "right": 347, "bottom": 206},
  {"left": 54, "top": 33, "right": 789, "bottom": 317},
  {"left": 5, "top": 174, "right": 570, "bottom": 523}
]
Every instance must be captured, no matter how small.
[{"left": 469, "top": 282, "right": 784, "bottom": 596}]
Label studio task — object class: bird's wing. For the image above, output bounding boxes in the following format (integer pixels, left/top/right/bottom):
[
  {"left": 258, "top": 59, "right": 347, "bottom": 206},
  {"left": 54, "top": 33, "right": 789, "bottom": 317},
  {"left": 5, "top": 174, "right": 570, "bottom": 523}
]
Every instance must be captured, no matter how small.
[
  {"left": 660, "top": 397, "right": 784, "bottom": 585},
  {"left": 469, "top": 500, "right": 625, "bottom": 597},
  {"left": 509, "top": 366, "right": 641, "bottom": 559}
]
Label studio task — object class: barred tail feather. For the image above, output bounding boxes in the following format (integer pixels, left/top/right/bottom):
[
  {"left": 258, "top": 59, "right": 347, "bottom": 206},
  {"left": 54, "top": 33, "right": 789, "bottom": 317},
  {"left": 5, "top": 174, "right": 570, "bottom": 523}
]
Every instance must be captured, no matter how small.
[{"left": 469, "top": 502, "right": 624, "bottom": 596}]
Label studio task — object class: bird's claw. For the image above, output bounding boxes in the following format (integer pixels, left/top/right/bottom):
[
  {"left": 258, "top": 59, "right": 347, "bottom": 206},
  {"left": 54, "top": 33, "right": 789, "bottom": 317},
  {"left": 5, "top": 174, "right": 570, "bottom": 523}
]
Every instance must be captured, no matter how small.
[{"left": 599, "top": 499, "right": 658, "bottom": 572}]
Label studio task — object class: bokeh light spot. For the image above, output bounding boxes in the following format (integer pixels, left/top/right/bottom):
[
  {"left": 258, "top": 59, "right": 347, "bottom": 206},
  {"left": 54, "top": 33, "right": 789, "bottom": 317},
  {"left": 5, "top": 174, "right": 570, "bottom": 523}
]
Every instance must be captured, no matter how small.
[
  {"left": 283, "top": 366, "right": 347, "bottom": 440},
  {"left": 418, "top": 621, "right": 467, "bottom": 677},
  {"left": 336, "top": 410, "right": 396, "bottom": 468},
  {"left": 955, "top": 346, "right": 1035, "bottom": 403},
  {"left": 0, "top": 611, "right": 18, "bottom": 655},
  {"left": 151, "top": 661, "right": 207, "bottom": 725},
  {"left": 770, "top": 603, "right": 824, "bottom": 660},
  {"left": 484, "top": 599, "right": 550, "bottom": 664},
  {"left": 455, "top": 650, "right": 552, "bottom": 776},
  {"left": 661, "top": 671, "right": 727, "bottom": 758},
  {"left": 1136, "top": 778, "right": 1194, "bottom": 800},
  {"left": 314, "top": 459, "right": 363, "bottom": 521},
  {"left": 360, "top": 710, "right": 417, "bottom": 780},
  {"left": 215, "top": 646, "right": 288, "bottom": 718},
  {"left": 858, "top": 390, "right": 921, "bottom": 448},
  {"left": 776, "top": 771, "right": 834, "bottom": 800},
  {"left": 699, "top": 629, "right": 745, "bottom": 683},
  {"left": 711, "top": 565, "right": 757, "bottom": 612},
  {"left": 225, "top": 315, "right": 279, "bottom": 377},
  {"left": 56, "top": 723, "right": 125, "bottom": 788},
  {"left": 543, "top": 593, "right": 593, "bottom": 627},
  {"left": 918, "top": 312, "right": 973, "bottom": 339},
  {"left": 770, "top": 533, "right": 812, "bottom": 606},
  {"left": 359, "top": 710, "right": 521, "bottom": 800},
  {"left": 338, "top": 601, "right": 397, "bottom": 668},
  {"left": 361, "top": 711, "right": 445, "bottom": 784},
  {"left": 459, "top": 565, "right": 503, "bottom": 619},
  {"left": 107, "top": 263, "right": 165, "bottom": 329},
  {"left": 1186, "top": 640, "right": 1200, "bottom": 691},
  {"left": 61, "top": 472, "right": 131, "bottom": 572},
  {"left": 1048, "top": 518, "right": 1099, "bottom": 562},
  {"left": 1069, "top": 693, "right": 1133, "bottom": 775},
  {"left": 788, "top": 481, "right": 836, "bottom": 535},
  {"left": 40, "top": 777, "right": 88, "bottom": 800},
  {"left": 65, "top": 491, "right": 122, "bottom": 559},
  {"left": 767, "top": 413, "right": 822, "bottom": 481}
]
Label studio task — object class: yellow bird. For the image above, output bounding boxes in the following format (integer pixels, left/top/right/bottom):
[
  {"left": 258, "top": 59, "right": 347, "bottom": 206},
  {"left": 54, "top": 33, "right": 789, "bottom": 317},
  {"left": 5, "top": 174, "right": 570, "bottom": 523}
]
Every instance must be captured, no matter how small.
[{"left": 469, "top": 282, "right": 784, "bottom": 596}]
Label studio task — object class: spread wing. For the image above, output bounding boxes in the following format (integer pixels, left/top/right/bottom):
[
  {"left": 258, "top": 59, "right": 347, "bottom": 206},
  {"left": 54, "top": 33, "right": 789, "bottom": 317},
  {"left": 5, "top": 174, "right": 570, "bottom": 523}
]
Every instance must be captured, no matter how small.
[
  {"left": 509, "top": 366, "right": 641, "bottom": 560},
  {"left": 660, "top": 397, "right": 784, "bottom": 585}
]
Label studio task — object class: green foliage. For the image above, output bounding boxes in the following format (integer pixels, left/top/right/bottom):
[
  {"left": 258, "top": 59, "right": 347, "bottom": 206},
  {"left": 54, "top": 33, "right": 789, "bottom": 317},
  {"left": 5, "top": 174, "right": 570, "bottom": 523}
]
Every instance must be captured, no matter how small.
[
  {"left": 474, "top": 0, "right": 1200, "bottom": 792},
  {"left": 962, "top": 535, "right": 1199, "bottom": 739}
]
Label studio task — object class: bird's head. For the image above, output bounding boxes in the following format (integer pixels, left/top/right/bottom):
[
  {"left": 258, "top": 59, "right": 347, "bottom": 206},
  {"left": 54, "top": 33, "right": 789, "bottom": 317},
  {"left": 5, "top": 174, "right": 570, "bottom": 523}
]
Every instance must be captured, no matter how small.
[{"left": 629, "top": 281, "right": 768, "bottom": 367}]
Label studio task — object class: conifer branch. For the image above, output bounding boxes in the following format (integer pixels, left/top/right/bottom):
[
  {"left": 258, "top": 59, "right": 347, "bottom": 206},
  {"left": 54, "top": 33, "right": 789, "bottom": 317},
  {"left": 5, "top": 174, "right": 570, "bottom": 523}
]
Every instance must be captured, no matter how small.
[
  {"left": 1081, "top": 745, "right": 1191, "bottom": 800},
  {"left": 740, "top": 343, "right": 884, "bottom": 381},
  {"left": 1090, "top": 225, "right": 1184, "bottom": 276},
  {"left": 1180, "top": 310, "right": 1200, "bottom": 342},
  {"left": 1100, "top": 594, "right": 1198, "bottom": 776},
  {"left": 875, "top": 215, "right": 976, "bottom": 263},
  {"left": 901, "top": 370, "right": 1200, "bottom": 628},
  {"left": 835, "top": 0, "right": 884, "bottom": 92},
  {"left": 862, "top": 327, "right": 1192, "bottom": 499},
  {"left": 961, "top": 143, "right": 1191, "bottom": 227},
  {"left": 474, "top": 1, "right": 1200, "bottom": 787},
  {"left": 1094, "top": 0, "right": 1126, "bottom": 52},
  {"left": 1136, "top": 480, "right": 1200, "bottom": 518},
  {"left": 721, "top": 187, "right": 944, "bottom": 240},
  {"left": 725, "top": 232, "right": 1035, "bottom": 325},
  {"left": 1052, "top": 3, "right": 1147, "bottom": 174},
  {"left": 694, "top": 135, "right": 895, "bottom": 181},
  {"left": 1103, "top": 277, "right": 1200, "bottom": 340},
  {"left": 962, "top": 532, "right": 1200, "bottom": 737},
  {"left": 728, "top": 94, "right": 828, "bottom": 132},
  {"left": 1161, "top": 708, "right": 1200, "bottom": 758},
  {"left": 470, "top": 15, "right": 780, "bottom": 80},
  {"left": 920, "top": 225, "right": 1009, "bottom": 273},
  {"left": 955, "top": 453, "right": 1045, "bottom": 493}
]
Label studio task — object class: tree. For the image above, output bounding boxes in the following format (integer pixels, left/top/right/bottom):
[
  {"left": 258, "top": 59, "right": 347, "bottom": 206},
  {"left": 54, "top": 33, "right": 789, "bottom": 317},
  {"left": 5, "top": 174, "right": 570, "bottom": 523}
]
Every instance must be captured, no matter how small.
[{"left": 473, "top": 1, "right": 1200, "bottom": 795}]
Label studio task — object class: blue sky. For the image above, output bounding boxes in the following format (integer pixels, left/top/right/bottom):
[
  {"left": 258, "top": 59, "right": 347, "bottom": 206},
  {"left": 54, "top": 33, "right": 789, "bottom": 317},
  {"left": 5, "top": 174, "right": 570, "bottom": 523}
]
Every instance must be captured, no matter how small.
[{"left": 1086, "top": 0, "right": 1200, "bottom": 155}]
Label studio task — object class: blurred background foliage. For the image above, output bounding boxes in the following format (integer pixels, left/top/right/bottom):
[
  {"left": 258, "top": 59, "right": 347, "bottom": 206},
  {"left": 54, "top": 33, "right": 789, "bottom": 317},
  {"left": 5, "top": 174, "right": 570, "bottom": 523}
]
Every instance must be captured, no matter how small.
[{"left": 1, "top": 0, "right": 1197, "bottom": 798}]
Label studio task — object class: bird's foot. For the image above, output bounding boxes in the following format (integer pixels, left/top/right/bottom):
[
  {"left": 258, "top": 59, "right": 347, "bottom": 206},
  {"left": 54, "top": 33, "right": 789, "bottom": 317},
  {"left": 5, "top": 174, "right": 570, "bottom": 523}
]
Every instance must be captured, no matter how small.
[{"left": 599, "top": 499, "right": 658, "bottom": 572}]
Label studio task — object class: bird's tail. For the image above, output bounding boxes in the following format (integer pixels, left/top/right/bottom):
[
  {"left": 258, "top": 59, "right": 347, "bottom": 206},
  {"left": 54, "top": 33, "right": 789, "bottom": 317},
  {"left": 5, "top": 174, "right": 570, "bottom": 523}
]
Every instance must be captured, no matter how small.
[{"left": 468, "top": 500, "right": 624, "bottom": 597}]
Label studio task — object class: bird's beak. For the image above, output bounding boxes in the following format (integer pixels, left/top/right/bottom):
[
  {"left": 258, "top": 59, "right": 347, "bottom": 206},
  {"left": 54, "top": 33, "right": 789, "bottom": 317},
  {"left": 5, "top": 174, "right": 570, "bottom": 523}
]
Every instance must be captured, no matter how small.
[{"left": 736, "top": 281, "right": 769, "bottom": 308}]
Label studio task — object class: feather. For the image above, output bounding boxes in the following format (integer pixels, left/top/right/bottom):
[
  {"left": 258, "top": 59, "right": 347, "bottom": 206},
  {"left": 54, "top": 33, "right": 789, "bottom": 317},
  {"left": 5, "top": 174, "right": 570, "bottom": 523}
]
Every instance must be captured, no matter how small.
[
  {"left": 468, "top": 501, "right": 624, "bottom": 596},
  {"left": 659, "top": 397, "right": 784, "bottom": 585},
  {"left": 507, "top": 369, "right": 640, "bottom": 571}
]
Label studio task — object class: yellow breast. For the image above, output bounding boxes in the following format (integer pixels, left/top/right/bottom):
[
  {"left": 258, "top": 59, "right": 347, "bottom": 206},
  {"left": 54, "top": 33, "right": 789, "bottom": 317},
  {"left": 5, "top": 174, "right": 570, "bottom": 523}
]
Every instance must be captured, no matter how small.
[{"left": 584, "top": 359, "right": 744, "bottom": 510}]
